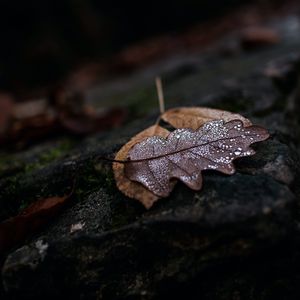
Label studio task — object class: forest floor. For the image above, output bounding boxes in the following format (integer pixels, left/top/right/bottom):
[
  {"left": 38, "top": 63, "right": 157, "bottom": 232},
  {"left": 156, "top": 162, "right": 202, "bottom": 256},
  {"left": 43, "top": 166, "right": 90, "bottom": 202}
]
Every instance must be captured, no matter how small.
[{"left": 1, "top": 2, "right": 300, "bottom": 299}]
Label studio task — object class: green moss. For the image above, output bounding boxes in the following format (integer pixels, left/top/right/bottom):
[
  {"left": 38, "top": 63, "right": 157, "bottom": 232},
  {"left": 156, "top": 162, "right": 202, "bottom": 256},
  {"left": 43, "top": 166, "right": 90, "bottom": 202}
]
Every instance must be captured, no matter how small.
[
  {"left": 24, "top": 139, "right": 74, "bottom": 173},
  {"left": 0, "top": 139, "right": 76, "bottom": 177},
  {"left": 4, "top": 175, "right": 20, "bottom": 195},
  {"left": 39, "top": 140, "right": 72, "bottom": 163},
  {"left": 73, "top": 160, "right": 112, "bottom": 201},
  {"left": 24, "top": 162, "right": 43, "bottom": 173},
  {"left": 0, "top": 173, "right": 24, "bottom": 219},
  {"left": 0, "top": 154, "right": 24, "bottom": 177},
  {"left": 104, "top": 170, "right": 116, "bottom": 191}
]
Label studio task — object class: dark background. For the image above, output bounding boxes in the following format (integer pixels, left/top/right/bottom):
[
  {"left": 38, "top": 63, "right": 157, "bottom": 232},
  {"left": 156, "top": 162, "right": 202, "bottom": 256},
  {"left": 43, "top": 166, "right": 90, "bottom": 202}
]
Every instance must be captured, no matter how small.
[{"left": 0, "top": 0, "right": 262, "bottom": 90}]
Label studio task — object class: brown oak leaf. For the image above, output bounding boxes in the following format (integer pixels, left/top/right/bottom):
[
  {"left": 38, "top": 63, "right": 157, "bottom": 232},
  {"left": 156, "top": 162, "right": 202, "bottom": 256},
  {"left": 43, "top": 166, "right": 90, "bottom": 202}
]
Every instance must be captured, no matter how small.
[
  {"left": 124, "top": 120, "right": 269, "bottom": 202},
  {"left": 161, "top": 107, "right": 252, "bottom": 130},
  {"left": 0, "top": 192, "right": 72, "bottom": 255},
  {"left": 113, "top": 125, "right": 170, "bottom": 208}
]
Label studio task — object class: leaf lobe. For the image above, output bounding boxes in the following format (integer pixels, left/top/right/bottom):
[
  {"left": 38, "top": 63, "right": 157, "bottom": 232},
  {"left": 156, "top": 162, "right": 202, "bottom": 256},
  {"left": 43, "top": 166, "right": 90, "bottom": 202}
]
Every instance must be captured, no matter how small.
[{"left": 125, "top": 120, "right": 269, "bottom": 199}]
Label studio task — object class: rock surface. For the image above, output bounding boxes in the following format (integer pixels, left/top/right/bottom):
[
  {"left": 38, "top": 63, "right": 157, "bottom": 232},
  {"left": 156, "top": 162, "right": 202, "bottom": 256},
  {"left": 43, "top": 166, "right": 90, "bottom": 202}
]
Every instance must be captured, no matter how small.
[{"left": 1, "top": 12, "right": 300, "bottom": 300}]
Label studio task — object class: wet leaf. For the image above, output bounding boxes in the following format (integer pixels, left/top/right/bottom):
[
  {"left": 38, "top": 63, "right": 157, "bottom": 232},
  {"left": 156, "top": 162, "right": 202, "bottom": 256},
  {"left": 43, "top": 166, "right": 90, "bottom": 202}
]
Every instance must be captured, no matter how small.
[
  {"left": 113, "top": 125, "right": 170, "bottom": 208},
  {"left": 1, "top": 98, "right": 127, "bottom": 148},
  {"left": 124, "top": 120, "right": 269, "bottom": 205},
  {"left": 0, "top": 193, "right": 72, "bottom": 255},
  {"left": 161, "top": 106, "right": 252, "bottom": 130}
]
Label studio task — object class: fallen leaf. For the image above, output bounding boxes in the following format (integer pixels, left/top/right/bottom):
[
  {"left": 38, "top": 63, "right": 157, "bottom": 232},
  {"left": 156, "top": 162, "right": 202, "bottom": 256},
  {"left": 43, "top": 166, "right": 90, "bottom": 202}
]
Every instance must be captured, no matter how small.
[
  {"left": 2, "top": 113, "right": 58, "bottom": 149},
  {"left": 0, "top": 192, "right": 72, "bottom": 256},
  {"left": 161, "top": 107, "right": 252, "bottom": 130},
  {"left": 124, "top": 120, "right": 269, "bottom": 204},
  {"left": 240, "top": 27, "right": 280, "bottom": 49},
  {"left": 113, "top": 125, "right": 170, "bottom": 208},
  {"left": 1, "top": 102, "right": 127, "bottom": 149}
]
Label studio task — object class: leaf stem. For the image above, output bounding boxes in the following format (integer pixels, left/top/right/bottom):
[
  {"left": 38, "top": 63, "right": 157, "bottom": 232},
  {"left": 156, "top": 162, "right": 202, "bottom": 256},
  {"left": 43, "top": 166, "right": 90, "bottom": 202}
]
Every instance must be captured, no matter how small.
[{"left": 155, "top": 76, "right": 165, "bottom": 115}]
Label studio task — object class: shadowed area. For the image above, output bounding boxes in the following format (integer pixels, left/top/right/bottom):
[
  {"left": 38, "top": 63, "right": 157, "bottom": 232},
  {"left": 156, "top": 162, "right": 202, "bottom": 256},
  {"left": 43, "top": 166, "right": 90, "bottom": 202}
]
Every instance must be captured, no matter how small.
[{"left": 0, "top": 1, "right": 300, "bottom": 299}]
